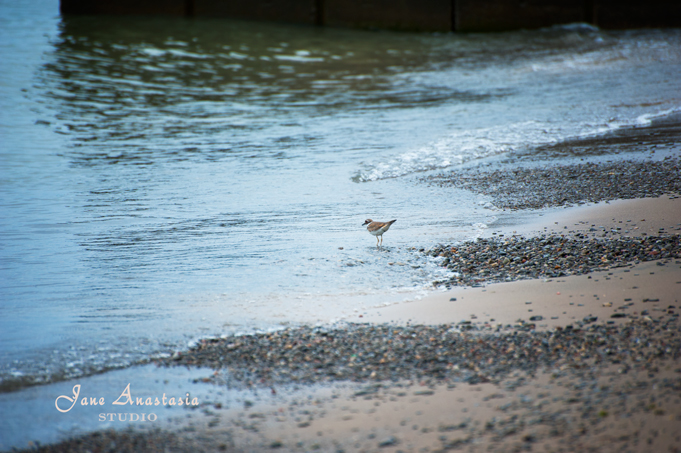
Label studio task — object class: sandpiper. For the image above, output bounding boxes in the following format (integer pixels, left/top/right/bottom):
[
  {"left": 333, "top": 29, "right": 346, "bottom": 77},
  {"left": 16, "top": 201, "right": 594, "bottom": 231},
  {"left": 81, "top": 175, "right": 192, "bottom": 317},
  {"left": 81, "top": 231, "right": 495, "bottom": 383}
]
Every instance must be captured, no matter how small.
[{"left": 362, "top": 219, "right": 396, "bottom": 247}]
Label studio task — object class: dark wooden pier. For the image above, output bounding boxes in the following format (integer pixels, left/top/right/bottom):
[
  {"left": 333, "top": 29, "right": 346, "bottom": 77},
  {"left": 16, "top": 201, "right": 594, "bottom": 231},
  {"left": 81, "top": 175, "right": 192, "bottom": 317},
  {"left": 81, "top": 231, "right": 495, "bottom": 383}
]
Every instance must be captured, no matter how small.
[{"left": 60, "top": 0, "right": 681, "bottom": 32}]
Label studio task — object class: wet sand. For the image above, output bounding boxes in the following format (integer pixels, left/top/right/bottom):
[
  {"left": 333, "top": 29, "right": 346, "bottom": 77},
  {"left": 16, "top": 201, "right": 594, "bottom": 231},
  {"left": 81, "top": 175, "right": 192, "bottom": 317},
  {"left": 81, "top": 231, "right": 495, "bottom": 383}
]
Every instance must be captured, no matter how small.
[
  {"left": 486, "top": 195, "right": 681, "bottom": 239},
  {"left": 159, "top": 364, "right": 681, "bottom": 453},
  {"left": 348, "top": 259, "right": 680, "bottom": 331}
]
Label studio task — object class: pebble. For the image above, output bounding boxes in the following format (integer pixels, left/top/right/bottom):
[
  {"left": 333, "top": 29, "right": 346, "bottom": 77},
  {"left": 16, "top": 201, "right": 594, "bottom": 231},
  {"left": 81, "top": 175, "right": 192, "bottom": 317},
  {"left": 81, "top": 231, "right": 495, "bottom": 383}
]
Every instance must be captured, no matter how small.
[{"left": 377, "top": 436, "right": 399, "bottom": 447}]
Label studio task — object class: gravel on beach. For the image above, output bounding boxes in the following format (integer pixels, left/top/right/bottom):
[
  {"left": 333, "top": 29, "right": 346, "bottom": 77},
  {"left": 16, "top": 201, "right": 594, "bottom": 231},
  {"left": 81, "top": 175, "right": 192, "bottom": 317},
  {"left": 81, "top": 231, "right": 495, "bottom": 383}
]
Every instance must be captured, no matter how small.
[
  {"left": 427, "top": 234, "right": 681, "bottom": 288},
  {"left": 423, "top": 157, "right": 681, "bottom": 210},
  {"left": 24, "top": 313, "right": 681, "bottom": 453},
  {"left": 158, "top": 316, "right": 681, "bottom": 390}
]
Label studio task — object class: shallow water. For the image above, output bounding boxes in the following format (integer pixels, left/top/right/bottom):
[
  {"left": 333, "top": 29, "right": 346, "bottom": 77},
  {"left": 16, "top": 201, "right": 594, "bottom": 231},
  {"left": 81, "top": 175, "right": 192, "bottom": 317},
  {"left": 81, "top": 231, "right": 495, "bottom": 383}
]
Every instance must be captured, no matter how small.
[{"left": 1, "top": 0, "right": 681, "bottom": 392}]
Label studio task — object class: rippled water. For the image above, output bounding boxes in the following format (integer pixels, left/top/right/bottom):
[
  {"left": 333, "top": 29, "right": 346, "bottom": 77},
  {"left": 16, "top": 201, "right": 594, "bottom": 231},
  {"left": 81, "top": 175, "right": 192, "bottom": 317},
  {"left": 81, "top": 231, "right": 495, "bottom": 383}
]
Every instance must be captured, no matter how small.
[{"left": 1, "top": 0, "right": 681, "bottom": 388}]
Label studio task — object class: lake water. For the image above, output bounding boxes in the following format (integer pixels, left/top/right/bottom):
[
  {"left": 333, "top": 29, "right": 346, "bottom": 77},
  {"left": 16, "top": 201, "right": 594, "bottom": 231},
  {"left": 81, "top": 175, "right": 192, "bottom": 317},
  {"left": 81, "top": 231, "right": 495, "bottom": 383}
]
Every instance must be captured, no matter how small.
[{"left": 1, "top": 0, "right": 681, "bottom": 392}]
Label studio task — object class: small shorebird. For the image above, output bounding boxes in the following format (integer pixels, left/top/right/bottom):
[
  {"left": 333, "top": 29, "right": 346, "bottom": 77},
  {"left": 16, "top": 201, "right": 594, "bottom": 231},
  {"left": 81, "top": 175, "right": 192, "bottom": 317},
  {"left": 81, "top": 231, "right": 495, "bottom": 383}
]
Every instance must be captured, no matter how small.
[{"left": 363, "top": 219, "right": 396, "bottom": 247}]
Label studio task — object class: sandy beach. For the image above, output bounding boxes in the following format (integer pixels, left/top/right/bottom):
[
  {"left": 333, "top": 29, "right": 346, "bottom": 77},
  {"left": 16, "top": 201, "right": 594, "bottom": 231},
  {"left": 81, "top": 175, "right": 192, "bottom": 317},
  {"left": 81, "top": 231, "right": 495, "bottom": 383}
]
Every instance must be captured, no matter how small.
[
  {"left": 20, "top": 156, "right": 681, "bottom": 452},
  {"left": 3, "top": 5, "right": 681, "bottom": 450}
]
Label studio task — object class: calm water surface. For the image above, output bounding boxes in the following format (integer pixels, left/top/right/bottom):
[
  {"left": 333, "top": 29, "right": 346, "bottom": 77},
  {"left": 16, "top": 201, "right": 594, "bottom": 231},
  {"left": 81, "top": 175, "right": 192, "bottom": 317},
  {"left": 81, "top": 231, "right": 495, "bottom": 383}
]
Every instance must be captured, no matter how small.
[{"left": 1, "top": 0, "right": 681, "bottom": 389}]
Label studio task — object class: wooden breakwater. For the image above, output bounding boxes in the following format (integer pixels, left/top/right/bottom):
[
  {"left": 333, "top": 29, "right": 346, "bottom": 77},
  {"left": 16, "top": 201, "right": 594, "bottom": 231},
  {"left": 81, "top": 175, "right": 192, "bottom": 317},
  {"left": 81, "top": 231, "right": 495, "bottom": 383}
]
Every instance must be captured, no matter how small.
[{"left": 60, "top": 0, "right": 681, "bottom": 32}]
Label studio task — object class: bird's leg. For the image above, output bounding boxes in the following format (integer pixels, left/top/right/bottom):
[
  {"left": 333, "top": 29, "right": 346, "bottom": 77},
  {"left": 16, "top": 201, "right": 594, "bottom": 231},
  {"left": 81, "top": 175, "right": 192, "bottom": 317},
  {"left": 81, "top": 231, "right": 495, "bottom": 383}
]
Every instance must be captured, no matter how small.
[{"left": 376, "top": 236, "right": 380, "bottom": 247}]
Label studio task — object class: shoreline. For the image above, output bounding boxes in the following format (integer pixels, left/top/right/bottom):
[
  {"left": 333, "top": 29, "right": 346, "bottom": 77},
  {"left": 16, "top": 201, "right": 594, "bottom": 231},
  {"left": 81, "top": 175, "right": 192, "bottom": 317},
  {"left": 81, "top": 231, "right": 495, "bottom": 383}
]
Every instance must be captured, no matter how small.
[
  {"left": 12, "top": 193, "right": 680, "bottom": 453},
  {"left": 8, "top": 151, "right": 681, "bottom": 452},
  {"left": 3, "top": 7, "right": 681, "bottom": 450}
]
